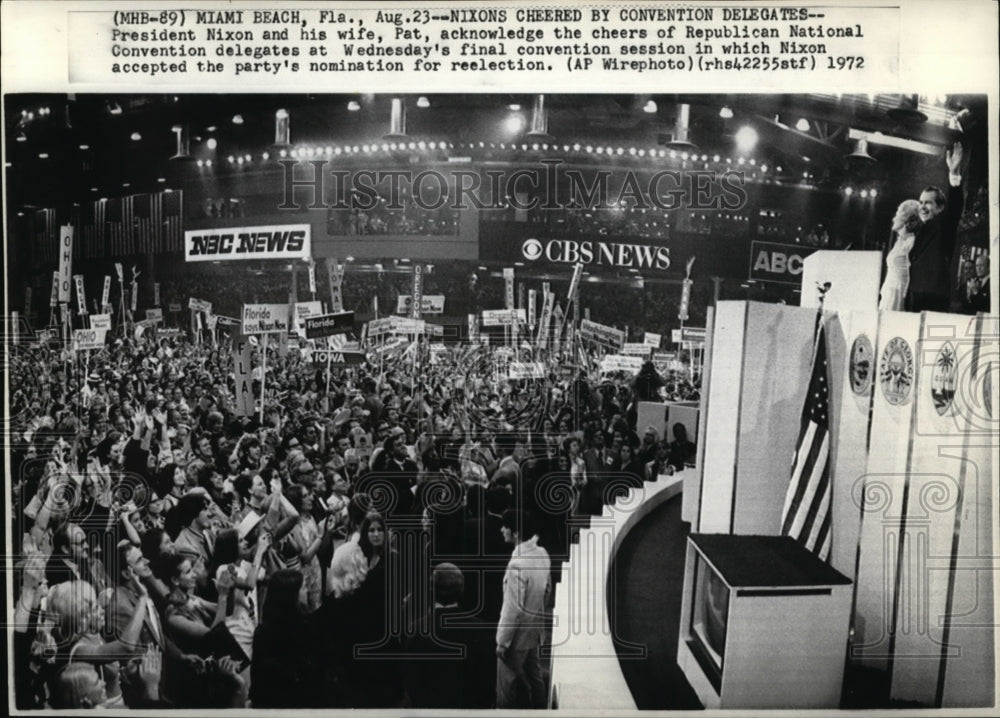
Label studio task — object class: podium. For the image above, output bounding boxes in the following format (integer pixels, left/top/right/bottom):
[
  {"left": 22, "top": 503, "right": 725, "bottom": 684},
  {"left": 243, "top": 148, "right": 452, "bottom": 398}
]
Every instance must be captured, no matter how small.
[{"left": 677, "top": 534, "right": 852, "bottom": 709}]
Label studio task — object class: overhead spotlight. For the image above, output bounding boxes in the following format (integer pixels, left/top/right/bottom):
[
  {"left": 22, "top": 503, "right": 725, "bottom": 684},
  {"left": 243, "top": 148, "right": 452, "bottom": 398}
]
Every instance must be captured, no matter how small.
[
  {"left": 844, "top": 186, "right": 854, "bottom": 196},
  {"left": 232, "top": 114, "right": 244, "bottom": 124},
  {"left": 244, "top": 153, "right": 251, "bottom": 162},
  {"left": 643, "top": 100, "right": 657, "bottom": 113},
  {"left": 507, "top": 103, "right": 521, "bottom": 111},
  {"left": 719, "top": 106, "right": 734, "bottom": 119},
  {"left": 205, "top": 159, "right": 212, "bottom": 167},
  {"left": 666, "top": 103, "right": 697, "bottom": 151},
  {"left": 16, "top": 132, "right": 27, "bottom": 142},
  {"left": 206, "top": 126, "right": 217, "bottom": 133},
  {"left": 261, "top": 151, "right": 269, "bottom": 160},
  {"left": 107, "top": 102, "right": 123, "bottom": 115},
  {"left": 860, "top": 189, "right": 869, "bottom": 198},
  {"left": 274, "top": 108, "right": 291, "bottom": 146},
  {"left": 197, "top": 159, "right": 204, "bottom": 167},
  {"left": 157, "top": 177, "right": 166, "bottom": 183},
  {"left": 870, "top": 188, "right": 878, "bottom": 198},
  {"left": 38, "top": 152, "right": 49, "bottom": 159},
  {"left": 79, "top": 144, "right": 89, "bottom": 150},
  {"left": 416, "top": 96, "right": 430, "bottom": 108},
  {"left": 347, "top": 101, "right": 361, "bottom": 111},
  {"left": 505, "top": 114, "right": 525, "bottom": 134},
  {"left": 206, "top": 137, "right": 217, "bottom": 150},
  {"left": 130, "top": 131, "right": 142, "bottom": 141},
  {"left": 795, "top": 118, "right": 810, "bottom": 132},
  {"left": 734, "top": 125, "right": 758, "bottom": 153}
]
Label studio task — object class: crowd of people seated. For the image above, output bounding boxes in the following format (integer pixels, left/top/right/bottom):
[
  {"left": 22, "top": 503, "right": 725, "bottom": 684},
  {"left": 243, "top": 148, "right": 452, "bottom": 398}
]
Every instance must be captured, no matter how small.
[{"left": 9, "top": 323, "right": 700, "bottom": 710}]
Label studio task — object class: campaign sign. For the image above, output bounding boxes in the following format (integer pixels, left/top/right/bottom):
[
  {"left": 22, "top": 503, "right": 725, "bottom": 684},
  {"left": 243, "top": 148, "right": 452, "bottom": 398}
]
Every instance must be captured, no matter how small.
[
  {"left": 482, "top": 308, "right": 526, "bottom": 326},
  {"left": 305, "top": 312, "right": 355, "bottom": 339},
  {"left": 680, "top": 327, "right": 707, "bottom": 343},
  {"left": 623, "top": 342, "right": 652, "bottom": 357},
  {"left": 73, "top": 328, "right": 106, "bottom": 351},
  {"left": 579, "top": 319, "right": 626, "bottom": 349},
  {"left": 396, "top": 294, "right": 445, "bottom": 315},
  {"left": 600, "top": 354, "right": 644, "bottom": 374},
  {"left": 185, "top": 224, "right": 311, "bottom": 262},
  {"left": 312, "top": 349, "right": 366, "bottom": 365},
  {"left": 168, "top": 302, "right": 182, "bottom": 313},
  {"left": 644, "top": 332, "right": 662, "bottom": 348},
  {"left": 242, "top": 303, "right": 290, "bottom": 334},
  {"left": 189, "top": 298, "right": 213, "bottom": 313},
  {"left": 89, "top": 314, "right": 112, "bottom": 332},
  {"left": 215, "top": 315, "right": 242, "bottom": 327},
  {"left": 146, "top": 308, "right": 163, "bottom": 324}
]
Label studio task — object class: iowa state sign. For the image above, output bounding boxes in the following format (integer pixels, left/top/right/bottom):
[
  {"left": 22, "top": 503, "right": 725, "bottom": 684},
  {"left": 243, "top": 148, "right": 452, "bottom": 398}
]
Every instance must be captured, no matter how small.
[{"left": 185, "top": 224, "right": 310, "bottom": 262}]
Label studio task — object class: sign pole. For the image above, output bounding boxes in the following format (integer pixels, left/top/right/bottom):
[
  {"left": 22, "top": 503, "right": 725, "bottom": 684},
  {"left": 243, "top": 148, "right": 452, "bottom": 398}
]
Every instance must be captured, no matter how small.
[{"left": 259, "top": 334, "right": 267, "bottom": 424}]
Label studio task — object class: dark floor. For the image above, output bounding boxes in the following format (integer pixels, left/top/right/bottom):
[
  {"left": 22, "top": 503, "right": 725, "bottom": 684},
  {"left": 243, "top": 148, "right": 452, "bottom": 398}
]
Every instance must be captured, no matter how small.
[{"left": 609, "top": 496, "right": 704, "bottom": 710}]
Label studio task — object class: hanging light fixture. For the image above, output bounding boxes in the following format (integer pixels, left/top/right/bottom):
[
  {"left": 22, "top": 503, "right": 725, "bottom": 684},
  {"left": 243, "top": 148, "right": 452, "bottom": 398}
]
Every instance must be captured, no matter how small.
[
  {"left": 274, "top": 108, "right": 291, "bottom": 146},
  {"left": 526, "top": 94, "right": 553, "bottom": 140},
  {"left": 886, "top": 94, "right": 928, "bottom": 124},
  {"left": 384, "top": 97, "right": 408, "bottom": 140},
  {"left": 665, "top": 103, "right": 697, "bottom": 151}
]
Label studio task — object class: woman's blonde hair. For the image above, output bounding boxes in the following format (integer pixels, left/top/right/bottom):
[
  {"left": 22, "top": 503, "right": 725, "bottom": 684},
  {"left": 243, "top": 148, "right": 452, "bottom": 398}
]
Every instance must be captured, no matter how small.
[
  {"left": 46, "top": 580, "right": 97, "bottom": 644},
  {"left": 895, "top": 199, "right": 922, "bottom": 234},
  {"left": 327, "top": 541, "right": 368, "bottom": 598}
]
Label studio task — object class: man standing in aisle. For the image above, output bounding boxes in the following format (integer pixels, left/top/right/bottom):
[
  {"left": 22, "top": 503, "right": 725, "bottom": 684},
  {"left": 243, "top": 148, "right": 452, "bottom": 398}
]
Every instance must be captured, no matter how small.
[
  {"left": 908, "top": 142, "right": 964, "bottom": 312},
  {"left": 496, "top": 509, "right": 550, "bottom": 709}
]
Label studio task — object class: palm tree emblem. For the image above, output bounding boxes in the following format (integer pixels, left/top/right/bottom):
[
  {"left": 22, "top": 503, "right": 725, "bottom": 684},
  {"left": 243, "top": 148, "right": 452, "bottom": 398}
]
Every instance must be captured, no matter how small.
[{"left": 931, "top": 343, "right": 957, "bottom": 415}]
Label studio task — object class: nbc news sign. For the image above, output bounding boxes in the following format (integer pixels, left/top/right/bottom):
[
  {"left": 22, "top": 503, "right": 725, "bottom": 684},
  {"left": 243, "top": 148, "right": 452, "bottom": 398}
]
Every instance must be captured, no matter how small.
[{"left": 185, "top": 224, "right": 311, "bottom": 262}]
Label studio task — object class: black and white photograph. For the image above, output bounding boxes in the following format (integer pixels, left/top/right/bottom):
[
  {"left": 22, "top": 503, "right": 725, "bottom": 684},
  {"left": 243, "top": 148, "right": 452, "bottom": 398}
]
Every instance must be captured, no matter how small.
[{"left": 3, "top": 2, "right": 998, "bottom": 716}]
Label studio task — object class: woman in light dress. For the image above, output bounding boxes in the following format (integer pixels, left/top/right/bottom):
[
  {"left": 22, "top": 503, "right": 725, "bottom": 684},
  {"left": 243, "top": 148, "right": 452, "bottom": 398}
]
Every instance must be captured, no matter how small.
[{"left": 879, "top": 199, "right": 922, "bottom": 311}]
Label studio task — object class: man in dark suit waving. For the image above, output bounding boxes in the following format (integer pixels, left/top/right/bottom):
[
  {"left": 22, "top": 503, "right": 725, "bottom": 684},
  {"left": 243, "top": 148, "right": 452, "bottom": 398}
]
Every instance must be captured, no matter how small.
[{"left": 908, "top": 142, "right": 964, "bottom": 312}]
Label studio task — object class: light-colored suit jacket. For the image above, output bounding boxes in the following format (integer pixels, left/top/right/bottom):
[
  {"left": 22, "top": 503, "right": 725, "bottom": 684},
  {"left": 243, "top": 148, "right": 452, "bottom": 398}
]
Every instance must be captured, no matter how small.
[{"left": 496, "top": 536, "right": 550, "bottom": 651}]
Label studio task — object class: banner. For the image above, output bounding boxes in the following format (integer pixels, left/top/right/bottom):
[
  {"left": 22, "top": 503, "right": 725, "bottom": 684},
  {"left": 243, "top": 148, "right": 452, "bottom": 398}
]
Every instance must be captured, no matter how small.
[
  {"left": 233, "top": 334, "right": 254, "bottom": 416},
  {"left": 50, "top": 271, "right": 59, "bottom": 307},
  {"left": 503, "top": 267, "right": 515, "bottom": 310},
  {"left": 396, "top": 295, "right": 445, "bottom": 315},
  {"left": 367, "top": 317, "right": 396, "bottom": 337},
  {"left": 130, "top": 282, "right": 138, "bottom": 312},
  {"left": 679, "top": 278, "right": 692, "bottom": 321},
  {"left": 242, "top": 303, "right": 290, "bottom": 334},
  {"left": 101, "top": 276, "right": 111, "bottom": 308},
  {"left": 114, "top": 262, "right": 123, "bottom": 283},
  {"left": 410, "top": 264, "right": 424, "bottom": 319},
  {"left": 72, "top": 327, "right": 106, "bottom": 351},
  {"left": 749, "top": 241, "right": 819, "bottom": 284},
  {"left": 528, "top": 289, "right": 537, "bottom": 329},
  {"left": 73, "top": 275, "right": 87, "bottom": 315},
  {"left": 326, "top": 258, "right": 344, "bottom": 312},
  {"left": 184, "top": 223, "right": 311, "bottom": 262},
  {"left": 307, "top": 261, "right": 317, "bottom": 295},
  {"left": 312, "top": 349, "right": 366, "bottom": 365},
  {"left": 58, "top": 226, "right": 73, "bottom": 302},
  {"left": 305, "top": 311, "right": 355, "bottom": 339},
  {"left": 537, "top": 292, "right": 554, "bottom": 348},
  {"left": 566, "top": 262, "right": 584, "bottom": 303},
  {"left": 579, "top": 318, "right": 626, "bottom": 349},
  {"left": 153, "top": 282, "right": 160, "bottom": 307}
]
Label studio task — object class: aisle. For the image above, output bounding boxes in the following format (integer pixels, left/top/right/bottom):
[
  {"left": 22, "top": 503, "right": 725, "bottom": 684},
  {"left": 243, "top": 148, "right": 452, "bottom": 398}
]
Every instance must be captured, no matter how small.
[{"left": 608, "top": 495, "right": 703, "bottom": 710}]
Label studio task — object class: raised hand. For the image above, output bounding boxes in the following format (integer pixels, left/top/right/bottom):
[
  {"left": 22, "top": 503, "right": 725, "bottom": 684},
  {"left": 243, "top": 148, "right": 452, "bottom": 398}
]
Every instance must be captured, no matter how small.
[{"left": 946, "top": 141, "right": 963, "bottom": 174}]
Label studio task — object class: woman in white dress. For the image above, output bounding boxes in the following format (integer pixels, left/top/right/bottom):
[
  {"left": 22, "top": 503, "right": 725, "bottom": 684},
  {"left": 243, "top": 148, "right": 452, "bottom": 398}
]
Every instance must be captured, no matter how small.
[{"left": 879, "top": 199, "right": 922, "bottom": 311}]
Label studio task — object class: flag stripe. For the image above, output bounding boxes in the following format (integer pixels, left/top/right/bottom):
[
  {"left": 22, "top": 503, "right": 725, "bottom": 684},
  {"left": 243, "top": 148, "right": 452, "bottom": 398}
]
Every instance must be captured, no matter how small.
[{"left": 781, "top": 322, "right": 832, "bottom": 560}]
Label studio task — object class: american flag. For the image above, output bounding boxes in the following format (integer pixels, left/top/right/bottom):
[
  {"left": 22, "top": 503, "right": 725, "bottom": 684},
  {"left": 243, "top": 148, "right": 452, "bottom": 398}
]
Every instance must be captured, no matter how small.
[{"left": 781, "top": 319, "right": 832, "bottom": 560}]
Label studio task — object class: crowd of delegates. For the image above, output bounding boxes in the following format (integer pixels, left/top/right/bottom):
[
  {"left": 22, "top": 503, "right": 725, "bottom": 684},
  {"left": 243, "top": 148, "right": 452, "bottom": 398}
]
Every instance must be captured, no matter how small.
[{"left": 9, "top": 327, "right": 699, "bottom": 710}]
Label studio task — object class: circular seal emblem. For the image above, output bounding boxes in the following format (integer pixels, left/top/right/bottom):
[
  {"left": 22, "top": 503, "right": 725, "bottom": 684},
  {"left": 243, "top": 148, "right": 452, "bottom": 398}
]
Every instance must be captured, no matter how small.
[
  {"left": 522, "top": 238, "right": 543, "bottom": 261},
  {"left": 849, "top": 334, "right": 874, "bottom": 396},
  {"left": 930, "top": 342, "right": 957, "bottom": 415},
  {"left": 880, "top": 336, "right": 914, "bottom": 406}
]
